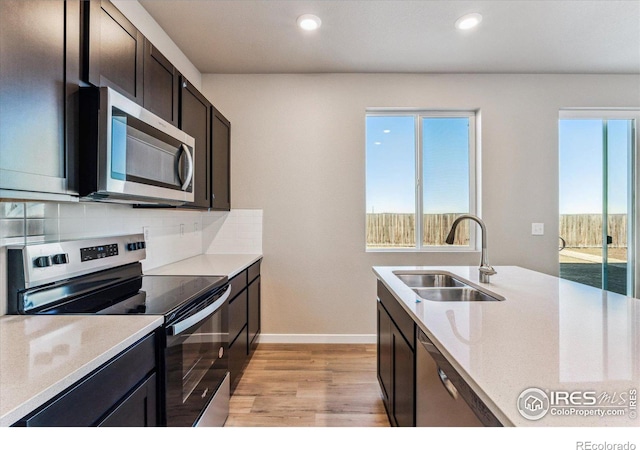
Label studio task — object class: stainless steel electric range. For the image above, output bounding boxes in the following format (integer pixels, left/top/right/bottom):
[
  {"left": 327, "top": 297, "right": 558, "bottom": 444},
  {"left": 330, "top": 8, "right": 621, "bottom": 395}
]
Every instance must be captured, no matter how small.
[{"left": 7, "top": 233, "right": 231, "bottom": 427}]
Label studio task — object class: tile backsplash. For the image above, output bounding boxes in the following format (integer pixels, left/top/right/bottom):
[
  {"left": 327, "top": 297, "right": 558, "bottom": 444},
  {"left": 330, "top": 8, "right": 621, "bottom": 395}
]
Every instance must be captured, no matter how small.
[
  {"left": 203, "top": 209, "right": 263, "bottom": 254},
  {"left": 1, "top": 201, "right": 263, "bottom": 316}
]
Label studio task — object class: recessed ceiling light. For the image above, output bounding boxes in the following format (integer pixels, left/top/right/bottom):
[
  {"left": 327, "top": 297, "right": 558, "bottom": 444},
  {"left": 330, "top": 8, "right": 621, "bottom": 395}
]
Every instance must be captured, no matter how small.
[
  {"left": 297, "top": 14, "right": 322, "bottom": 31},
  {"left": 455, "top": 13, "right": 482, "bottom": 30}
]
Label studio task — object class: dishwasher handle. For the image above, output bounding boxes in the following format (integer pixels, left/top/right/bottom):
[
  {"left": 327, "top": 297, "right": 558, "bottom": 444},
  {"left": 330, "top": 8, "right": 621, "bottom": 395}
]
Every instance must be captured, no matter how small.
[
  {"left": 438, "top": 367, "right": 459, "bottom": 400},
  {"left": 418, "top": 330, "right": 460, "bottom": 400}
]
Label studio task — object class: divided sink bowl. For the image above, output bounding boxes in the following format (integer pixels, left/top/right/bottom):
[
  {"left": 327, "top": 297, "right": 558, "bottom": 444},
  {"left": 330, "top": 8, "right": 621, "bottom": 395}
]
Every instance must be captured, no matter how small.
[{"left": 393, "top": 271, "right": 505, "bottom": 302}]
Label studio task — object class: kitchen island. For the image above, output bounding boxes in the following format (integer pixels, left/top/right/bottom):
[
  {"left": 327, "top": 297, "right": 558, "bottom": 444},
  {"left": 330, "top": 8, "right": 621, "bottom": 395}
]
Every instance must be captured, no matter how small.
[{"left": 373, "top": 265, "right": 640, "bottom": 427}]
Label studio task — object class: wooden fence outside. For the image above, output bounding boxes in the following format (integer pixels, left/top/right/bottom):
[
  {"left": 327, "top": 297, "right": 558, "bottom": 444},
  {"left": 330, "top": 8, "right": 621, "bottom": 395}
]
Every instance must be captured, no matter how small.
[
  {"left": 366, "top": 213, "right": 469, "bottom": 247},
  {"left": 367, "top": 213, "right": 627, "bottom": 248},
  {"left": 559, "top": 214, "right": 627, "bottom": 248}
]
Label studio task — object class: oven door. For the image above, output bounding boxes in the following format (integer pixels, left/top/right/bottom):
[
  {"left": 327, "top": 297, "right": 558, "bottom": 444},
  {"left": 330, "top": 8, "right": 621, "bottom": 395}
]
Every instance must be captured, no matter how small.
[{"left": 163, "top": 285, "right": 231, "bottom": 427}]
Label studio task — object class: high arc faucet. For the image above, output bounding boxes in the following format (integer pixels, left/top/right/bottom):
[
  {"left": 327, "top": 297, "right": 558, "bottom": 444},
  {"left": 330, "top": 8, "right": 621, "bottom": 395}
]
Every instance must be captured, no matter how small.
[{"left": 445, "top": 214, "right": 497, "bottom": 283}]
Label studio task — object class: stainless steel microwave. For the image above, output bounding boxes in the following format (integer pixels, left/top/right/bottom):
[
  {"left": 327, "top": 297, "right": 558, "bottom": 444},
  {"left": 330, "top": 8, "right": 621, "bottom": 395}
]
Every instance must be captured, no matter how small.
[{"left": 79, "top": 87, "right": 195, "bottom": 205}]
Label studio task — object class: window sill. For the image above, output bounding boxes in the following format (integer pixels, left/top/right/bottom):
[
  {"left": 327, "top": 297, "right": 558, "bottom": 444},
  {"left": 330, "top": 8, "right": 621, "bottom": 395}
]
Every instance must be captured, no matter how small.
[{"left": 366, "top": 247, "right": 478, "bottom": 253}]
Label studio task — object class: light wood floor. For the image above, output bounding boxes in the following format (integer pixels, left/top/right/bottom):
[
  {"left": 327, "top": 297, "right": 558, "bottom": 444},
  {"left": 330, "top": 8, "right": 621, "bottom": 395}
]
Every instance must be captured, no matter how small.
[{"left": 225, "top": 343, "right": 390, "bottom": 427}]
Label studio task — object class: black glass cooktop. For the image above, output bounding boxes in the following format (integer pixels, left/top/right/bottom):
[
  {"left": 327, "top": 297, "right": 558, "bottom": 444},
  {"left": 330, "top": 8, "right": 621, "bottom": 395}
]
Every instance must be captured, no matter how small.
[
  {"left": 97, "top": 275, "right": 227, "bottom": 317},
  {"left": 21, "top": 263, "right": 227, "bottom": 319}
]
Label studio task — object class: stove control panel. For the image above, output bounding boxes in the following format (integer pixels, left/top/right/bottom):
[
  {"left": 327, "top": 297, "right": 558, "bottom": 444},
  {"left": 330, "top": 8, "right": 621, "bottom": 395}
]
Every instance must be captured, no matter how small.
[
  {"left": 33, "top": 253, "right": 70, "bottom": 268},
  {"left": 81, "top": 243, "right": 119, "bottom": 262},
  {"left": 9, "top": 233, "right": 146, "bottom": 289},
  {"left": 126, "top": 241, "right": 146, "bottom": 251}
]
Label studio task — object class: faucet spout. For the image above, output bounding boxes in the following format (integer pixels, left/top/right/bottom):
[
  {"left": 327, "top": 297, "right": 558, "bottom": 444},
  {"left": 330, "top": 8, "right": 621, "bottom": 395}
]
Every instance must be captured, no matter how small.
[{"left": 446, "top": 214, "right": 496, "bottom": 283}]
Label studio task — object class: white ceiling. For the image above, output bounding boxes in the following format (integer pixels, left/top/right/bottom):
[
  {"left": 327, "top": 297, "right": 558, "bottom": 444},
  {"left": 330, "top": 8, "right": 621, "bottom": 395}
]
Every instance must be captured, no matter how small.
[{"left": 138, "top": 0, "right": 640, "bottom": 74}]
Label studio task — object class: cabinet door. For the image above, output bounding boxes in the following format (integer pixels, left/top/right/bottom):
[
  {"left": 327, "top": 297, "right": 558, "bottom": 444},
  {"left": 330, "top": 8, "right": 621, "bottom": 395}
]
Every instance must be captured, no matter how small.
[
  {"left": 377, "top": 300, "right": 392, "bottom": 415},
  {"left": 83, "top": 0, "right": 144, "bottom": 103},
  {"left": 211, "top": 106, "right": 231, "bottom": 211},
  {"left": 0, "top": 0, "right": 79, "bottom": 200},
  {"left": 180, "top": 77, "right": 211, "bottom": 209},
  {"left": 392, "top": 328, "right": 415, "bottom": 427},
  {"left": 229, "top": 289, "right": 248, "bottom": 345},
  {"left": 98, "top": 373, "right": 157, "bottom": 427},
  {"left": 144, "top": 40, "right": 179, "bottom": 126},
  {"left": 248, "top": 277, "right": 261, "bottom": 350}
]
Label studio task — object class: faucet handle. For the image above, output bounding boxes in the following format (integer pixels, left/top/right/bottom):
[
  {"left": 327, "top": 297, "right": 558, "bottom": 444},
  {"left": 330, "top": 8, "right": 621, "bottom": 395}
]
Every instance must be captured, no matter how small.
[{"left": 479, "top": 265, "right": 497, "bottom": 276}]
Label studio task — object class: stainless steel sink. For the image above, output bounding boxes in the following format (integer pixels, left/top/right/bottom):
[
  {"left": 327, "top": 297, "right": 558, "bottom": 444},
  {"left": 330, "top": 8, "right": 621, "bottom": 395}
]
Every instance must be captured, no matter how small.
[
  {"left": 412, "top": 287, "right": 502, "bottom": 302},
  {"left": 393, "top": 270, "right": 505, "bottom": 302},
  {"left": 395, "top": 273, "right": 467, "bottom": 288}
]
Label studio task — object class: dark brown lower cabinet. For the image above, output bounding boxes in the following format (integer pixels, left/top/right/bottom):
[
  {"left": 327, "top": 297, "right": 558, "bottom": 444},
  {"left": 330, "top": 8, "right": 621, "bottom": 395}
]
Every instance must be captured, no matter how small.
[
  {"left": 227, "top": 259, "right": 262, "bottom": 391},
  {"left": 377, "top": 283, "right": 415, "bottom": 427},
  {"left": 248, "top": 276, "right": 261, "bottom": 351},
  {"left": 15, "top": 333, "right": 158, "bottom": 427},
  {"left": 229, "top": 324, "right": 249, "bottom": 389}
]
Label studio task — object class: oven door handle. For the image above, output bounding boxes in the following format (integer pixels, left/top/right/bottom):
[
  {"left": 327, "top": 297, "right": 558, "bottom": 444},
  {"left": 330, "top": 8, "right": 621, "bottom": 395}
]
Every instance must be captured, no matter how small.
[{"left": 168, "top": 285, "right": 231, "bottom": 336}]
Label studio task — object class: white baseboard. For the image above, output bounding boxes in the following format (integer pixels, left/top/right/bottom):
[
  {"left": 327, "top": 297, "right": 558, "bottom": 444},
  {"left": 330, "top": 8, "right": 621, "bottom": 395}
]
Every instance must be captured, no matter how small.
[{"left": 257, "top": 334, "right": 376, "bottom": 344}]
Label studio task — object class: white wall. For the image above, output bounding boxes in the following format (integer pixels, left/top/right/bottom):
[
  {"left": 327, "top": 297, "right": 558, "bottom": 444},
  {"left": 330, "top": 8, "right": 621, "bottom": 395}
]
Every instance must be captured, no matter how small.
[{"left": 201, "top": 73, "right": 640, "bottom": 338}]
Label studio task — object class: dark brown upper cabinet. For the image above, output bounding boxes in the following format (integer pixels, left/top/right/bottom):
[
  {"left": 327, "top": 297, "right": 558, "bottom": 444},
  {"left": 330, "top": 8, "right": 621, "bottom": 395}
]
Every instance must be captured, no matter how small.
[
  {"left": 0, "top": 0, "right": 80, "bottom": 201},
  {"left": 82, "top": 0, "right": 144, "bottom": 104},
  {"left": 211, "top": 106, "right": 231, "bottom": 211},
  {"left": 143, "top": 40, "right": 180, "bottom": 126},
  {"left": 180, "top": 77, "right": 212, "bottom": 209}
]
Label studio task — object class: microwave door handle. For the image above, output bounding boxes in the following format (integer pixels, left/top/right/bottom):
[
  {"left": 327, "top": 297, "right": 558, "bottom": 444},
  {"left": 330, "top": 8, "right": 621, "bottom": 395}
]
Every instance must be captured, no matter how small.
[
  {"left": 179, "top": 143, "right": 194, "bottom": 191},
  {"left": 168, "top": 285, "right": 232, "bottom": 336}
]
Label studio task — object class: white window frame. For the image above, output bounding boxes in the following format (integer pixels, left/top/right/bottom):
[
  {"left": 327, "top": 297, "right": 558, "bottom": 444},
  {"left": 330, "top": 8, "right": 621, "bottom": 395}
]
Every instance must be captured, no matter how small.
[{"left": 366, "top": 109, "right": 479, "bottom": 252}]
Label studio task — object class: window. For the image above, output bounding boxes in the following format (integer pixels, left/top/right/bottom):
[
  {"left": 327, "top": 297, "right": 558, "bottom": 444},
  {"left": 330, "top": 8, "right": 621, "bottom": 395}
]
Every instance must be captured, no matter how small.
[
  {"left": 366, "top": 111, "right": 477, "bottom": 250},
  {"left": 558, "top": 109, "right": 639, "bottom": 296}
]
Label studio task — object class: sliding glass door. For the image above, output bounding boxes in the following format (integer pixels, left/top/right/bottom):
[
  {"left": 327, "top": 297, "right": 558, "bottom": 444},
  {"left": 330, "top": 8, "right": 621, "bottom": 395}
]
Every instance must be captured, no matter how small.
[{"left": 559, "top": 112, "right": 637, "bottom": 296}]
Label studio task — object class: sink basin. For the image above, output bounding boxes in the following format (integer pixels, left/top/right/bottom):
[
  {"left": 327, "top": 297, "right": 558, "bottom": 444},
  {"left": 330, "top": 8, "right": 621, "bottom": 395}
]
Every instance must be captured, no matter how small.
[
  {"left": 393, "top": 270, "right": 505, "bottom": 302},
  {"left": 412, "top": 287, "right": 502, "bottom": 302},
  {"left": 395, "top": 273, "right": 467, "bottom": 288}
]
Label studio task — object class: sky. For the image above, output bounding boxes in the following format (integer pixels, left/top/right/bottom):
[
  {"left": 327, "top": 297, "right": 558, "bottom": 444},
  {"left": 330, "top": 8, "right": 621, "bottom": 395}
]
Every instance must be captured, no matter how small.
[
  {"left": 559, "top": 119, "right": 631, "bottom": 215},
  {"left": 366, "top": 116, "right": 632, "bottom": 217},
  {"left": 366, "top": 115, "right": 470, "bottom": 214}
]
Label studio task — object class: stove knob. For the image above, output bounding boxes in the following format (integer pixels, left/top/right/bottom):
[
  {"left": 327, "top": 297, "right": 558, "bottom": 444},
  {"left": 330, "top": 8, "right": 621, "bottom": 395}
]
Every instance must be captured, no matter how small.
[
  {"left": 137, "top": 241, "right": 145, "bottom": 250},
  {"left": 127, "top": 243, "right": 137, "bottom": 251},
  {"left": 52, "top": 253, "right": 69, "bottom": 265},
  {"left": 33, "top": 256, "right": 52, "bottom": 268}
]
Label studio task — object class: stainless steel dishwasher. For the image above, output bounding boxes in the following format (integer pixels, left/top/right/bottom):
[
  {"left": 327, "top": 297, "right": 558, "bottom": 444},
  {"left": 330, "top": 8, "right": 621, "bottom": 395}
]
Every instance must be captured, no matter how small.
[{"left": 416, "top": 330, "right": 502, "bottom": 427}]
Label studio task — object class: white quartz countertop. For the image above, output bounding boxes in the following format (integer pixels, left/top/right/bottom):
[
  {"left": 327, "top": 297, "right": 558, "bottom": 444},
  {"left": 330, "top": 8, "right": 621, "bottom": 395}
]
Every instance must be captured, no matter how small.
[
  {"left": 373, "top": 265, "right": 640, "bottom": 427},
  {"left": 0, "top": 315, "right": 163, "bottom": 426},
  {"left": 146, "top": 254, "right": 262, "bottom": 279}
]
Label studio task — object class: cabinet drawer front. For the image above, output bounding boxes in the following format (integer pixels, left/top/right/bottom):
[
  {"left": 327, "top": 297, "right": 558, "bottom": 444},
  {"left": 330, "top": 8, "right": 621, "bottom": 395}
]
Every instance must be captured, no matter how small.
[
  {"left": 377, "top": 281, "right": 415, "bottom": 349},
  {"left": 229, "top": 290, "right": 248, "bottom": 345},
  {"left": 247, "top": 260, "right": 261, "bottom": 284},
  {"left": 248, "top": 277, "right": 260, "bottom": 347},
  {"left": 19, "top": 333, "right": 156, "bottom": 427},
  {"left": 229, "top": 270, "right": 247, "bottom": 300},
  {"left": 228, "top": 325, "right": 248, "bottom": 390}
]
